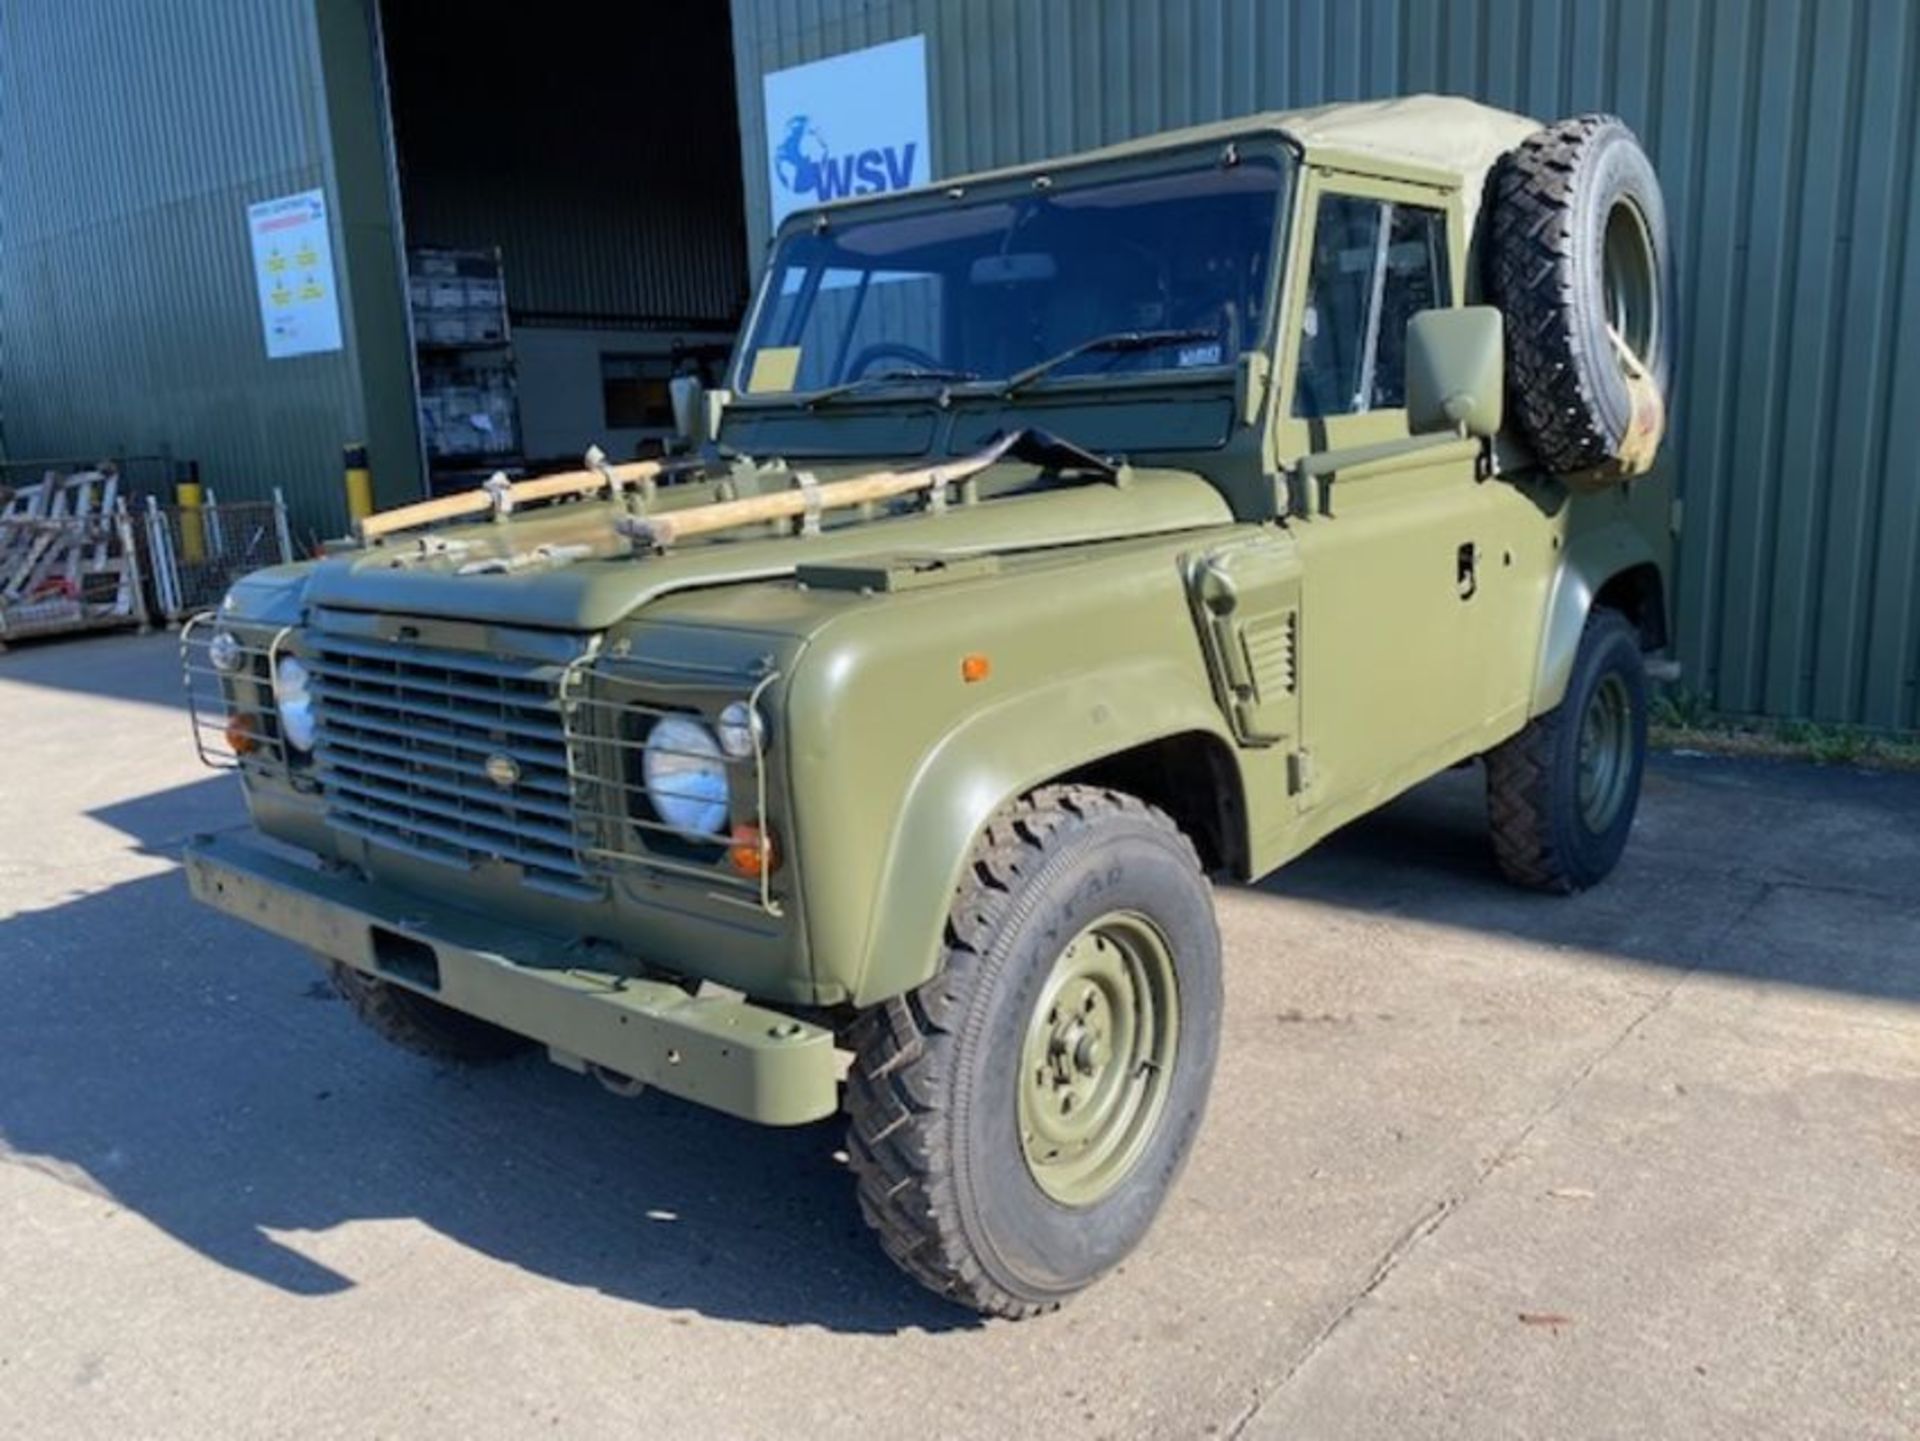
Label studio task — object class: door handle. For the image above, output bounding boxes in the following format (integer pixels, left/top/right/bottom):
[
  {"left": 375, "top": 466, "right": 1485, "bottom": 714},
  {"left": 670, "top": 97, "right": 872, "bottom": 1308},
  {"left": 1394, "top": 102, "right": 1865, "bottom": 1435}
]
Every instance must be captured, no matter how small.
[{"left": 1456, "top": 542, "right": 1478, "bottom": 601}]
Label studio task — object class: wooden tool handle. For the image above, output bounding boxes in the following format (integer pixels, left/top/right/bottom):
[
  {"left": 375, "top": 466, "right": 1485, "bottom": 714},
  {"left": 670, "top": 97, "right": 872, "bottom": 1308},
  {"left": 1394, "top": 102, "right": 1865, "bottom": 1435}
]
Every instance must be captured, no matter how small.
[
  {"left": 358, "top": 459, "right": 663, "bottom": 543},
  {"left": 627, "top": 437, "right": 1020, "bottom": 549}
]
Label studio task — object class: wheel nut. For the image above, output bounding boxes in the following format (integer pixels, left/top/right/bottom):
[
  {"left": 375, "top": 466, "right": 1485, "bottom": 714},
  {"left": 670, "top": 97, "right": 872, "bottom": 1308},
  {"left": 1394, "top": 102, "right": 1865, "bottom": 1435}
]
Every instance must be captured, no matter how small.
[{"left": 1073, "top": 1033, "right": 1106, "bottom": 1074}]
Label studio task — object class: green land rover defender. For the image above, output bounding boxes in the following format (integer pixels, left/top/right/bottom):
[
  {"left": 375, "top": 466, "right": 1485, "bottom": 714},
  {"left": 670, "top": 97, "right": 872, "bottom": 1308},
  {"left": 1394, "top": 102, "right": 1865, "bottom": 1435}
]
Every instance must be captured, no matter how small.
[{"left": 184, "top": 97, "right": 1675, "bottom": 1317}]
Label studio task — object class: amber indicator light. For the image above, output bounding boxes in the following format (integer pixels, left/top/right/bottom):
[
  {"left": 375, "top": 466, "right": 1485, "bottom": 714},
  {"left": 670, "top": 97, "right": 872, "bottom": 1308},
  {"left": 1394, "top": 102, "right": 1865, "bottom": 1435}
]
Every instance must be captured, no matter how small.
[
  {"left": 728, "top": 822, "right": 777, "bottom": 877},
  {"left": 225, "top": 713, "right": 258, "bottom": 755}
]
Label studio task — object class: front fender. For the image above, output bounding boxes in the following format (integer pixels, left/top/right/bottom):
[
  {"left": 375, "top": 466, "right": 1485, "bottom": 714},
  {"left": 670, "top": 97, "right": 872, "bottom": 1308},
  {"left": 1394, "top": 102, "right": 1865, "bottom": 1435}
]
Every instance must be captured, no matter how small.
[
  {"left": 848, "top": 659, "right": 1235, "bottom": 1005},
  {"left": 1531, "top": 520, "right": 1658, "bottom": 714},
  {"left": 220, "top": 559, "right": 320, "bottom": 625}
]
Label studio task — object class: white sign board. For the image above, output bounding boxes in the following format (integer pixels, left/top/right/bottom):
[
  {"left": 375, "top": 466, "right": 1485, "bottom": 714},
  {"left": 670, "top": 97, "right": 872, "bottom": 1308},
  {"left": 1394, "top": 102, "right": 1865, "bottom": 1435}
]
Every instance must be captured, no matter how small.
[
  {"left": 762, "top": 35, "right": 931, "bottom": 231},
  {"left": 247, "top": 188, "right": 343, "bottom": 359}
]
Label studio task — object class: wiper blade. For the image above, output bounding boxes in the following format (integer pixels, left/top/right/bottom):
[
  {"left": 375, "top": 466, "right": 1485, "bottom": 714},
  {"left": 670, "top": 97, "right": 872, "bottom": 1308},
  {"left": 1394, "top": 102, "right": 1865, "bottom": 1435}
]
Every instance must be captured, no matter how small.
[
  {"left": 999, "top": 328, "right": 1221, "bottom": 397},
  {"left": 794, "top": 366, "right": 980, "bottom": 409}
]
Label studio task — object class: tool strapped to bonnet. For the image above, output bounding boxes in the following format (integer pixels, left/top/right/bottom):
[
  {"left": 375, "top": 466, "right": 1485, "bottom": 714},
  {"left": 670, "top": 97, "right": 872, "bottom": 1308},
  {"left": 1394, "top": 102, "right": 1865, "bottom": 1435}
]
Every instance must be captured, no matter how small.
[{"left": 614, "top": 429, "right": 1116, "bottom": 553}]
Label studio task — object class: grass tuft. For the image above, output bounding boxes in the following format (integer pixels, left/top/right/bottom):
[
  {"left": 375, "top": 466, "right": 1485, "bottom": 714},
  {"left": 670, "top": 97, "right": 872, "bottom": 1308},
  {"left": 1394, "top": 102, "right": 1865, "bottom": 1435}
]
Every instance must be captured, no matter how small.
[{"left": 1649, "top": 689, "right": 1920, "bottom": 773}]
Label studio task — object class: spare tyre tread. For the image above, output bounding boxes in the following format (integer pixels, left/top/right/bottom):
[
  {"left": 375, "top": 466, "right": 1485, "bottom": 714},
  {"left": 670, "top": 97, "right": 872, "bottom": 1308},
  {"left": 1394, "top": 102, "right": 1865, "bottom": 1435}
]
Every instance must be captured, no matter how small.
[{"left": 1488, "top": 113, "right": 1653, "bottom": 475}]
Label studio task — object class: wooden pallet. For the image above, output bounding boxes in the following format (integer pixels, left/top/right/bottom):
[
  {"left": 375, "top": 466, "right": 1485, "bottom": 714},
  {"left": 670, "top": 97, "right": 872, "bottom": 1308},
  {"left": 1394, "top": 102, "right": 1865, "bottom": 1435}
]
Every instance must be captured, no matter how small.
[{"left": 0, "top": 466, "right": 148, "bottom": 646}]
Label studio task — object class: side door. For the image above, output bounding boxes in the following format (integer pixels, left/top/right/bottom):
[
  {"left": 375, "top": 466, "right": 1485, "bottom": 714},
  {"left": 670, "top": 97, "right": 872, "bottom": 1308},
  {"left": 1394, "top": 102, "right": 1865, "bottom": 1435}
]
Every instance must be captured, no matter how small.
[{"left": 1273, "top": 170, "right": 1514, "bottom": 814}]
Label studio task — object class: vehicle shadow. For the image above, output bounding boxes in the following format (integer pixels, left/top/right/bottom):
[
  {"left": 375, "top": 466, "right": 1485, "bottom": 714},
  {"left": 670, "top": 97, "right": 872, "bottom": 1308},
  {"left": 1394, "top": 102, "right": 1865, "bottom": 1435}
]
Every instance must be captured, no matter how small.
[
  {"left": 1248, "top": 754, "right": 1920, "bottom": 1006},
  {"left": 0, "top": 775, "right": 975, "bottom": 1335},
  {"left": 0, "top": 628, "right": 190, "bottom": 710},
  {"left": 5, "top": 753, "right": 1914, "bottom": 1335}
]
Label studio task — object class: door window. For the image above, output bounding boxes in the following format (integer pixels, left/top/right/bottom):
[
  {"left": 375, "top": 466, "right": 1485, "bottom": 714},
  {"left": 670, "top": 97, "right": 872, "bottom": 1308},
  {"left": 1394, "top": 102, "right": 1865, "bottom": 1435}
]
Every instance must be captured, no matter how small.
[{"left": 1292, "top": 195, "right": 1450, "bottom": 418}]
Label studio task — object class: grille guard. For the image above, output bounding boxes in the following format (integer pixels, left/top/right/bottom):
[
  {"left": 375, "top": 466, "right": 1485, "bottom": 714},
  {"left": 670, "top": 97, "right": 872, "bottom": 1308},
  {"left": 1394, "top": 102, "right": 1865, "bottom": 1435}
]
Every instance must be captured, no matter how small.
[
  {"left": 560, "top": 656, "right": 783, "bottom": 915},
  {"left": 181, "top": 611, "right": 302, "bottom": 777},
  {"left": 183, "top": 612, "right": 783, "bottom": 916}
]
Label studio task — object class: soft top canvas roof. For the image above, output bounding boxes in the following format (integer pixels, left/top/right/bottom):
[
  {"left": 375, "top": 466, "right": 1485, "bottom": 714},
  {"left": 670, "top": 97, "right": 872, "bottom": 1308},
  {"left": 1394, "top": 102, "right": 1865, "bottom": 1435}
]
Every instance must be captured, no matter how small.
[
  {"left": 787, "top": 95, "right": 1546, "bottom": 246},
  {"left": 1274, "top": 95, "right": 1540, "bottom": 180},
  {"left": 933, "top": 94, "right": 1540, "bottom": 198}
]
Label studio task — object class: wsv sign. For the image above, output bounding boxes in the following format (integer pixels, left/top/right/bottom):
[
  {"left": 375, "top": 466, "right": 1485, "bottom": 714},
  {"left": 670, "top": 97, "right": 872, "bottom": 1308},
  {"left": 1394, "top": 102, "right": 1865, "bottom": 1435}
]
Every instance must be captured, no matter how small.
[{"left": 775, "top": 116, "right": 919, "bottom": 204}]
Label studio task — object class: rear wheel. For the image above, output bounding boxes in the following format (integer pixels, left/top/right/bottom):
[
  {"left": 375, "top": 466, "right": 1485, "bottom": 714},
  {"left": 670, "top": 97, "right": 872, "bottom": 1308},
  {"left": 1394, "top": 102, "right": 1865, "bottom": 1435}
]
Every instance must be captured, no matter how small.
[
  {"left": 326, "top": 960, "right": 533, "bottom": 1064},
  {"left": 845, "top": 785, "right": 1222, "bottom": 1318},
  {"left": 1485, "top": 610, "right": 1648, "bottom": 893}
]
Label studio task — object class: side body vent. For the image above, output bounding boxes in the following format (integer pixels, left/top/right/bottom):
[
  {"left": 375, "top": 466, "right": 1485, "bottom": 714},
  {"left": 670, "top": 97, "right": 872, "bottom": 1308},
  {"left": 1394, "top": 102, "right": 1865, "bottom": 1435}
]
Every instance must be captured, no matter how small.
[{"left": 1188, "top": 536, "right": 1303, "bottom": 747}]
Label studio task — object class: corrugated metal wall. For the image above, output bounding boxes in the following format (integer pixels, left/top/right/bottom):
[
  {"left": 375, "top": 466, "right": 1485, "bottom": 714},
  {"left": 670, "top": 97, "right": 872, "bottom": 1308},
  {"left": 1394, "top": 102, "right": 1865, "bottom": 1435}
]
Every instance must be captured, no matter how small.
[
  {"left": 0, "top": 0, "right": 382, "bottom": 538},
  {"left": 730, "top": 0, "right": 1920, "bottom": 730}
]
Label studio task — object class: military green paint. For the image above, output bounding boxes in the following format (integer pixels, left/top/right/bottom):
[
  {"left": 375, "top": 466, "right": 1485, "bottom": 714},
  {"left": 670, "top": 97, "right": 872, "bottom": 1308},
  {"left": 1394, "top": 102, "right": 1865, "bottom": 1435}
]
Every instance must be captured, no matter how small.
[
  {"left": 787, "top": 541, "right": 1245, "bottom": 1006},
  {"left": 199, "top": 102, "right": 1672, "bottom": 1071},
  {"left": 184, "top": 832, "right": 839, "bottom": 1124},
  {"left": 1534, "top": 510, "right": 1662, "bottom": 713},
  {"left": 1405, "top": 307, "right": 1506, "bottom": 438},
  {"left": 304, "top": 469, "right": 1237, "bottom": 630}
]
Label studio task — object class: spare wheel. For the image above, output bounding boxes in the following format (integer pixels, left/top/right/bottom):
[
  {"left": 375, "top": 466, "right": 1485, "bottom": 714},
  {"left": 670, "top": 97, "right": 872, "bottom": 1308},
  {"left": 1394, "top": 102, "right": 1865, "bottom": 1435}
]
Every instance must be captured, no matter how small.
[{"left": 1486, "top": 114, "right": 1672, "bottom": 479}]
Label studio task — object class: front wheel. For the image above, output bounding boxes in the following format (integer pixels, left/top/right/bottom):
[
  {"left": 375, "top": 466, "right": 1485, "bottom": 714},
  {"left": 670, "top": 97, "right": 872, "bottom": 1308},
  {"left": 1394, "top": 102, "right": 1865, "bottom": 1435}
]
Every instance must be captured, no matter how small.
[
  {"left": 1485, "top": 609, "right": 1649, "bottom": 892},
  {"left": 845, "top": 785, "right": 1222, "bottom": 1319}
]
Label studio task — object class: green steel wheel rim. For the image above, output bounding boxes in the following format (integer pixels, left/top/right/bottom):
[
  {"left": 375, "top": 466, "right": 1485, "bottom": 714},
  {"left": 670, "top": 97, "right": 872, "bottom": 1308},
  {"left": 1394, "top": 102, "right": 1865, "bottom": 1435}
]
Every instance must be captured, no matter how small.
[
  {"left": 1577, "top": 671, "right": 1635, "bottom": 833},
  {"left": 1017, "top": 910, "right": 1180, "bottom": 1207},
  {"left": 1603, "top": 196, "right": 1660, "bottom": 368}
]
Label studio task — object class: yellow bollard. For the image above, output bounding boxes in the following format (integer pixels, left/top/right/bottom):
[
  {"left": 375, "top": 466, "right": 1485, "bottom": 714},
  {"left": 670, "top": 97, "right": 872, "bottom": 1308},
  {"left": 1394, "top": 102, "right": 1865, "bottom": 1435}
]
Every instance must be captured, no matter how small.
[
  {"left": 176, "top": 479, "right": 205, "bottom": 564},
  {"left": 344, "top": 442, "right": 374, "bottom": 522}
]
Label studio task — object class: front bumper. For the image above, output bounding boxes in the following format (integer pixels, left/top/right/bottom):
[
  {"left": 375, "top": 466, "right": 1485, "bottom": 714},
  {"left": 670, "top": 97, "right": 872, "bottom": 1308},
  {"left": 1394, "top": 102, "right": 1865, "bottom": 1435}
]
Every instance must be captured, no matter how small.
[{"left": 182, "top": 832, "right": 839, "bottom": 1126}]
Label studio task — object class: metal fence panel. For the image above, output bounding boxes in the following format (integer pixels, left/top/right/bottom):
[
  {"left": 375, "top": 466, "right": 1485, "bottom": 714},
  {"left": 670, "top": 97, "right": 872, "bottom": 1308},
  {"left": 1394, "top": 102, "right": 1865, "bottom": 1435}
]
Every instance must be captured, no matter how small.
[{"left": 140, "top": 490, "right": 296, "bottom": 623}]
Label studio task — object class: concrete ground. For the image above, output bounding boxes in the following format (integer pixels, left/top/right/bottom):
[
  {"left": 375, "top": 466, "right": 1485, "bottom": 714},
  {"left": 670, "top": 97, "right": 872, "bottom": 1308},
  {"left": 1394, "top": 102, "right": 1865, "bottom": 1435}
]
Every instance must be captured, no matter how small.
[{"left": 1, "top": 630, "right": 1915, "bottom": 1441}]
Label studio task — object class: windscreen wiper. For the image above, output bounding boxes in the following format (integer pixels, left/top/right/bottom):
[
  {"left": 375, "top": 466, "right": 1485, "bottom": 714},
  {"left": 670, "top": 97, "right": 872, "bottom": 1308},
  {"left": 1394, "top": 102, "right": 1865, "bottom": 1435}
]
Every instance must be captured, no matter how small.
[
  {"left": 794, "top": 366, "right": 980, "bottom": 409},
  {"left": 998, "top": 328, "right": 1221, "bottom": 397}
]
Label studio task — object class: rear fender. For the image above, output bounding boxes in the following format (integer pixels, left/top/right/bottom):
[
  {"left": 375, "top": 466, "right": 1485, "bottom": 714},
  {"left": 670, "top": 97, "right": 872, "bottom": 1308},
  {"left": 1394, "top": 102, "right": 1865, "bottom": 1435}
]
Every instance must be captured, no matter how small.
[
  {"left": 851, "top": 659, "right": 1236, "bottom": 1005},
  {"left": 1531, "top": 521, "right": 1660, "bottom": 714}
]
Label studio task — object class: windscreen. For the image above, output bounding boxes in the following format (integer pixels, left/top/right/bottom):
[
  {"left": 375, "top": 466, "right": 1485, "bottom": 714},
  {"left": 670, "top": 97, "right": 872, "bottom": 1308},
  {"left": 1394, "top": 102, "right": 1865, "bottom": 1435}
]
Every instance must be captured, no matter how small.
[{"left": 733, "top": 151, "right": 1288, "bottom": 397}]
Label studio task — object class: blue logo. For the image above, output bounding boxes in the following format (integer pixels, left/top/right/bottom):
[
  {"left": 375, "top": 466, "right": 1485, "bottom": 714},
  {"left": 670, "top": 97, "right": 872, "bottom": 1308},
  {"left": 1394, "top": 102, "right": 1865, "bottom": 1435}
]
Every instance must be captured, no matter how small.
[{"left": 774, "top": 114, "right": 919, "bottom": 204}]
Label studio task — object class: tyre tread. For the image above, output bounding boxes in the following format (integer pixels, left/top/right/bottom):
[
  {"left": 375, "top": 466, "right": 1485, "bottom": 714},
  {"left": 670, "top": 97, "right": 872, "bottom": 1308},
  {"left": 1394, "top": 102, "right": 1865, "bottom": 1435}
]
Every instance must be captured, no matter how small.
[
  {"left": 1487, "top": 113, "right": 1635, "bottom": 473},
  {"left": 843, "top": 784, "right": 1201, "bottom": 1319},
  {"left": 1485, "top": 609, "right": 1640, "bottom": 893},
  {"left": 329, "top": 962, "right": 531, "bottom": 1064}
]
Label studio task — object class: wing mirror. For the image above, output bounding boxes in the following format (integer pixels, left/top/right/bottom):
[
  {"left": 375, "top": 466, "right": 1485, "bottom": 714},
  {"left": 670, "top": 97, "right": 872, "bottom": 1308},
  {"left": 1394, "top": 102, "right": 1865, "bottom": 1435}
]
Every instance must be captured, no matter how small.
[
  {"left": 1406, "top": 306, "right": 1504, "bottom": 439},
  {"left": 669, "top": 374, "right": 708, "bottom": 446}
]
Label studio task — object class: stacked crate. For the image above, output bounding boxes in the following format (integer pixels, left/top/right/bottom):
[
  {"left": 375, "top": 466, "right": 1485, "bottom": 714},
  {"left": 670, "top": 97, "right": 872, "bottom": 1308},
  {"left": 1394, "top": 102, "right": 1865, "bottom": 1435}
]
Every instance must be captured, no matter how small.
[
  {"left": 409, "top": 248, "right": 522, "bottom": 485},
  {"left": 0, "top": 467, "right": 148, "bottom": 645}
]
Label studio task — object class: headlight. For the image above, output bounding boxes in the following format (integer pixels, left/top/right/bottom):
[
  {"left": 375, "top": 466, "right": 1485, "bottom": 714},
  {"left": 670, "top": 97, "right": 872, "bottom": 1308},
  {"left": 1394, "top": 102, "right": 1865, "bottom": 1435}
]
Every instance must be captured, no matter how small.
[
  {"left": 208, "top": 629, "right": 244, "bottom": 673},
  {"left": 273, "top": 655, "right": 316, "bottom": 753},
  {"left": 643, "top": 716, "right": 729, "bottom": 837},
  {"left": 716, "top": 699, "right": 763, "bottom": 758}
]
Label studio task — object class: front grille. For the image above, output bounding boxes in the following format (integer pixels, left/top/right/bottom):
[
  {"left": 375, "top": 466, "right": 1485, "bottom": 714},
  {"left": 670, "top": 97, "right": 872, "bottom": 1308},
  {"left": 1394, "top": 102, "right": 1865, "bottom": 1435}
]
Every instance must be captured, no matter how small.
[{"left": 306, "top": 630, "right": 593, "bottom": 897}]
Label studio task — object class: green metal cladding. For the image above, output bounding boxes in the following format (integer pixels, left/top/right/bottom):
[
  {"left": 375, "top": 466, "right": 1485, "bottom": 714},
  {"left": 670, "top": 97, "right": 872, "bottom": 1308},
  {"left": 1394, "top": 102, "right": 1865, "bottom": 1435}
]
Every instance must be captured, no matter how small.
[
  {"left": 730, "top": 0, "right": 1920, "bottom": 730},
  {"left": 0, "top": 0, "right": 421, "bottom": 540}
]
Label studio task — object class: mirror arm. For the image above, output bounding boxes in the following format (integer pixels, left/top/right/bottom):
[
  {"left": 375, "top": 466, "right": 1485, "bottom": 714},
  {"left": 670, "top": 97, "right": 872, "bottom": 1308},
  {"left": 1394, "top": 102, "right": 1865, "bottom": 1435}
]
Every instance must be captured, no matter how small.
[{"left": 1289, "top": 431, "right": 1479, "bottom": 518}]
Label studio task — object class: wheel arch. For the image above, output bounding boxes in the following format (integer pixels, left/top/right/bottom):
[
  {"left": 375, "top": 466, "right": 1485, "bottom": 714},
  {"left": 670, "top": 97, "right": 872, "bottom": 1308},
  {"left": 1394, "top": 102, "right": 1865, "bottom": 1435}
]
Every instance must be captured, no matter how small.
[
  {"left": 846, "top": 662, "right": 1245, "bottom": 1007},
  {"left": 1595, "top": 560, "right": 1668, "bottom": 654},
  {"left": 1057, "top": 730, "right": 1249, "bottom": 878},
  {"left": 1531, "top": 521, "right": 1665, "bottom": 716}
]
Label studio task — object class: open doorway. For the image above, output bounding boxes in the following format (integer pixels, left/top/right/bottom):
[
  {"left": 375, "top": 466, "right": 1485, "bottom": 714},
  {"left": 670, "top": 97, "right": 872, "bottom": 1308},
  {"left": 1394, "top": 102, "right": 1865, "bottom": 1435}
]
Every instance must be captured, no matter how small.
[{"left": 376, "top": 2, "right": 748, "bottom": 494}]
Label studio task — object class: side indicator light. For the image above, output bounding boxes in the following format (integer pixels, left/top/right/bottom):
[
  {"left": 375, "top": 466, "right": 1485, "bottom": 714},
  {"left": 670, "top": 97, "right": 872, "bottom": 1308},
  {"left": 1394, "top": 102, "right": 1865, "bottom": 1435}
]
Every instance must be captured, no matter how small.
[
  {"left": 961, "top": 653, "right": 991, "bottom": 684},
  {"left": 225, "top": 713, "right": 259, "bottom": 755},
  {"left": 728, "top": 822, "right": 778, "bottom": 878}
]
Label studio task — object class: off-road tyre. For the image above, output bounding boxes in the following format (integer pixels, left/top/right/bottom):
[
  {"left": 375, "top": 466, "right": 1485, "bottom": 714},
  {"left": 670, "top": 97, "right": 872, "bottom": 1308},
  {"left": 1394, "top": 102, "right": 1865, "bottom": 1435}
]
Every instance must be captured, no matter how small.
[
  {"left": 1487, "top": 114, "right": 1671, "bottom": 474},
  {"left": 1486, "top": 610, "right": 1648, "bottom": 893},
  {"left": 845, "top": 785, "right": 1223, "bottom": 1318},
  {"left": 326, "top": 960, "right": 533, "bottom": 1064}
]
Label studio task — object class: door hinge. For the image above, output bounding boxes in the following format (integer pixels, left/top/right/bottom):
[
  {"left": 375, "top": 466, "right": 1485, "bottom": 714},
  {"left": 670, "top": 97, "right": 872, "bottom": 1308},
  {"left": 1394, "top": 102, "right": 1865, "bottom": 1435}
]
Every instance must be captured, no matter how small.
[{"left": 1288, "top": 747, "right": 1315, "bottom": 796}]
